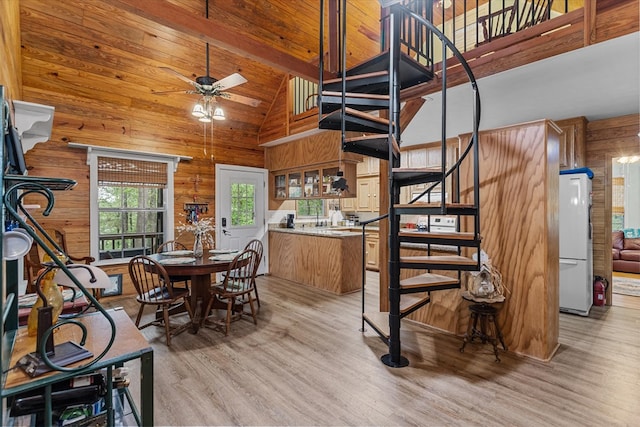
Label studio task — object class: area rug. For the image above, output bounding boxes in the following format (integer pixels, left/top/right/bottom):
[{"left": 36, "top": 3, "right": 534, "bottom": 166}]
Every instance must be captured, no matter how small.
[{"left": 612, "top": 276, "right": 640, "bottom": 297}]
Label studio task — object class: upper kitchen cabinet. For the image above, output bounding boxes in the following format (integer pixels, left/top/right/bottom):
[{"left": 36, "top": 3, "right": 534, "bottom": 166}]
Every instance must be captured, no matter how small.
[
  {"left": 266, "top": 132, "right": 362, "bottom": 202},
  {"left": 555, "top": 116, "right": 587, "bottom": 170},
  {"left": 398, "top": 140, "right": 459, "bottom": 203},
  {"left": 357, "top": 157, "right": 379, "bottom": 177}
]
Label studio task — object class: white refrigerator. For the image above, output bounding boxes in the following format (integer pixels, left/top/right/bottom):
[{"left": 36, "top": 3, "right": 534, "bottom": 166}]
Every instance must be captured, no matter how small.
[{"left": 559, "top": 172, "right": 593, "bottom": 316}]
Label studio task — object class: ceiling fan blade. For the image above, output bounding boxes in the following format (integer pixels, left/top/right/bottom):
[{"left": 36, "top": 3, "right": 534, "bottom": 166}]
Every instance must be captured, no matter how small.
[
  {"left": 216, "top": 73, "right": 247, "bottom": 91},
  {"left": 151, "top": 89, "right": 189, "bottom": 95},
  {"left": 159, "top": 66, "right": 197, "bottom": 87},
  {"left": 223, "top": 92, "right": 261, "bottom": 107}
]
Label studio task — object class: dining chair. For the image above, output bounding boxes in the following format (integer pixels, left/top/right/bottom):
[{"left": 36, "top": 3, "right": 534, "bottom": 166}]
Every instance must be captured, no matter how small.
[
  {"left": 23, "top": 242, "right": 42, "bottom": 294},
  {"left": 128, "top": 255, "right": 193, "bottom": 346},
  {"left": 156, "top": 240, "right": 191, "bottom": 290},
  {"left": 201, "top": 248, "right": 259, "bottom": 335},
  {"left": 53, "top": 229, "right": 100, "bottom": 299},
  {"left": 223, "top": 239, "right": 264, "bottom": 308},
  {"left": 157, "top": 240, "right": 188, "bottom": 253},
  {"left": 243, "top": 239, "right": 263, "bottom": 307}
]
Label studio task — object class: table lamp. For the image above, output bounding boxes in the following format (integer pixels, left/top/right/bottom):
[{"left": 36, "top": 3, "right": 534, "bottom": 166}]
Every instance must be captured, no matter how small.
[{"left": 18, "top": 264, "right": 111, "bottom": 377}]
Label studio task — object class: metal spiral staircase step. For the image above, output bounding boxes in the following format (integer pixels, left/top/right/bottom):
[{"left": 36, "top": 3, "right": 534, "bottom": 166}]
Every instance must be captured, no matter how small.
[
  {"left": 400, "top": 273, "right": 461, "bottom": 292},
  {"left": 363, "top": 293, "right": 432, "bottom": 340},
  {"left": 319, "top": 107, "right": 391, "bottom": 134},
  {"left": 343, "top": 134, "right": 400, "bottom": 160},
  {"left": 392, "top": 167, "right": 444, "bottom": 186},
  {"left": 394, "top": 202, "right": 478, "bottom": 216},
  {"left": 323, "top": 71, "right": 390, "bottom": 94},
  {"left": 399, "top": 255, "right": 478, "bottom": 271},
  {"left": 399, "top": 229, "right": 476, "bottom": 240},
  {"left": 399, "top": 293, "right": 430, "bottom": 317},
  {"left": 342, "top": 51, "right": 434, "bottom": 89},
  {"left": 363, "top": 311, "right": 390, "bottom": 341},
  {"left": 320, "top": 91, "right": 390, "bottom": 113}
]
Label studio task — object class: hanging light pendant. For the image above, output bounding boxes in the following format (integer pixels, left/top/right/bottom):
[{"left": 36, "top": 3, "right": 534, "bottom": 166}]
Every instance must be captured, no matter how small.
[
  {"left": 212, "top": 107, "right": 225, "bottom": 121},
  {"left": 192, "top": 100, "right": 206, "bottom": 118}
]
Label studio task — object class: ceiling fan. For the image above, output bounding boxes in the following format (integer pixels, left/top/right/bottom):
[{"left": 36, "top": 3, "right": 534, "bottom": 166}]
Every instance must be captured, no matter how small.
[{"left": 157, "top": 41, "right": 261, "bottom": 121}]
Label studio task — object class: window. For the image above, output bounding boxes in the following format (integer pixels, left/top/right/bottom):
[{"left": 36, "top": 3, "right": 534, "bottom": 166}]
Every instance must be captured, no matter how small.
[
  {"left": 290, "top": 76, "right": 318, "bottom": 116},
  {"left": 297, "top": 199, "right": 324, "bottom": 217},
  {"left": 231, "top": 183, "right": 255, "bottom": 226},
  {"left": 96, "top": 157, "right": 167, "bottom": 260}
]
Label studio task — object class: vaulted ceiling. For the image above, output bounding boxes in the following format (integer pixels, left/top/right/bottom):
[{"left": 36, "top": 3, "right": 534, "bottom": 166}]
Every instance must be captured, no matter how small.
[{"left": 18, "top": 0, "right": 382, "bottom": 147}]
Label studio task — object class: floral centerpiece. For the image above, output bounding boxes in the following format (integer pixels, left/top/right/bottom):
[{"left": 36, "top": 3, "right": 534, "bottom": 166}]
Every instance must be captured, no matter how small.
[{"left": 176, "top": 217, "right": 215, "bottom": 257}]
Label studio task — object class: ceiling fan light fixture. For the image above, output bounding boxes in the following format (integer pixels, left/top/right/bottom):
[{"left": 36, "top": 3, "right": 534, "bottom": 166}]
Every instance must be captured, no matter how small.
[
  {"left": 212, "top": 107, "right": 225, "bottom": 121},
  {"left": 192, "top": 101, "right": 206, "bottom": 118},
  {"left": 198, "top": 114, "right": 212, "bottom": 123}
]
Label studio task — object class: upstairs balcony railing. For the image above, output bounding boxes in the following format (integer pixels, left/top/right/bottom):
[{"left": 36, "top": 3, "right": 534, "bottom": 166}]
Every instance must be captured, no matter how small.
[
  {"left": 381, "top": 0, "right": 579, "bottom": 61},
  {"left": 292, "top": 0, "right": 579, "bottom": 119}
]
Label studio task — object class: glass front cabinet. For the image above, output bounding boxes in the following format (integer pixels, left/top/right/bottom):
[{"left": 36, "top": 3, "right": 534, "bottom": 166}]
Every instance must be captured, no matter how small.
[{"left": 271, "top": 163, "right": 356, "bottom": 200}]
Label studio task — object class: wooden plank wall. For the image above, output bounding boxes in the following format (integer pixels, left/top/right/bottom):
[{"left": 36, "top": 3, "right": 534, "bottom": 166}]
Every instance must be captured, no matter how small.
[
  {"left": 398, "top": 120, "right": 561, "bottom": 361},
  {"left": 0, "top": 0, "right": 22, "bottom": 101},
  {"left": 585, "top": 114, "right": 640, "bottom": 303}
]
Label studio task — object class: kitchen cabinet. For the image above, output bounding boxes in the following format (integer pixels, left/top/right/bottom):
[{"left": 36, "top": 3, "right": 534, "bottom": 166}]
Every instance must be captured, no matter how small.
[
  {"left": 357, "top": 177, "right": 379, "bottom": 212},
  {"left": 357, "top": 157, "right": 379, "bottom": 176},
  {"left": 269, "top": 230, "right": 362, "bottom": 294},
  {"left": 365, "top": 232, "right": 380, "bottom": 271},
  {"left": 340, "top": 196, "right": 356, "bottom": 211},
  {"left": 274, "top": 174, "right": 287, "bottom": 199},
  {"left": 399, "top": 142, "right": 458, "bottom": 204},
  {"left": 270, "top": 162, "right": 357, "bottom": 201},
  {"left": 555, "top": 116, "right": 586, "bottom": 170}
]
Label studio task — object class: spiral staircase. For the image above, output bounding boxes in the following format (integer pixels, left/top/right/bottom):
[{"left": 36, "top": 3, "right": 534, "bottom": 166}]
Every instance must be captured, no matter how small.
[{"left": 318, "top": 0, "right": 482, "bottom": 367}]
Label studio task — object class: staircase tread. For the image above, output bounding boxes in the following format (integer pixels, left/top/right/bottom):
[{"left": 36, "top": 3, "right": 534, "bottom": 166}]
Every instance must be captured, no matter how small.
[
  {"left": 345, "top": 134, "right": 400, "bottom": 156},
  {"left": 324, "top": 70, "right": 388, "bottom": 85},
  {"left": 342, "top": 107, "right": 389, "bottom": 125},
  {"left": 322, "top": 91, "right": 390, "bottom": 100},
  {"left": 400, "top": 255, "right": 477, "bottom": 266},
  {"left": 363, "top": 311, "right": 390, "bottom": 339},
  {"left": 400, "top": 293, "right": 430, "bottom": 313},
  {"left": 400, "top": 273, "right": 460, "bottom": 289},
  {"left": 393, "top": 167, "right": 443, "bottom": 174},
  {"left": 394, "top": 202, "right": 476, "bottom": 209},
  {"left": 398, "top": 229, "right": 475, "bottom": 240}
]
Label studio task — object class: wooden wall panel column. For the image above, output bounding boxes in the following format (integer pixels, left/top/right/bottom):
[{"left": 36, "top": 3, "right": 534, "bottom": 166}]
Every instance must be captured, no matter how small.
[
  {"left": 585, "top": 114, "right": 640, "bottom": 304},
  {"left": 458, "top": 120, "right": 561, "bottom": 360}
]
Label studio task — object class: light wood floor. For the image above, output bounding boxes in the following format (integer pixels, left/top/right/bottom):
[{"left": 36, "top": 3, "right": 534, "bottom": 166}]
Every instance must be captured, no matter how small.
[
  {"left": 104, "top": 272, "right": 640, "bottom": 426},
  {"left": 612, "top": 271, "right": 640, "bottom": 310}
]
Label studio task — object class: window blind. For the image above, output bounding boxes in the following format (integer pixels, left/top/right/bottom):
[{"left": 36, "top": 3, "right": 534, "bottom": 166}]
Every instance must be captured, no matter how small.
[{"left": 98, "top": 156, "right": 167, "bottom": 187}]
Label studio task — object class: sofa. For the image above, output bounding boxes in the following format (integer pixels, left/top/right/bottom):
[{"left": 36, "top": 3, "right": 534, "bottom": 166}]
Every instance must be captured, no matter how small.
[{"left": 612, "top": 230, "right": 640, "bottom": 273}]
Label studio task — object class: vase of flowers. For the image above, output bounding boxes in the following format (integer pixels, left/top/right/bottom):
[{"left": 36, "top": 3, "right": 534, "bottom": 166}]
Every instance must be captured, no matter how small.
[{"left": 176, "top": 217, "right": 215, "bottom": 258}]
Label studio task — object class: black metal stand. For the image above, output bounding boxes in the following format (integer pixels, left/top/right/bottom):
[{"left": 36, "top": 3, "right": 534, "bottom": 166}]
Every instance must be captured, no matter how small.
[{"left": 460, "top": 303, "right": 507, "bottom": 362}]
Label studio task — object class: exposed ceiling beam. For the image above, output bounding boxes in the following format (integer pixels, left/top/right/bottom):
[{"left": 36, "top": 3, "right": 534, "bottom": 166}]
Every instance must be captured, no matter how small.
[{"left": 109, "top": 0, "right": 320, "bottom": 81}]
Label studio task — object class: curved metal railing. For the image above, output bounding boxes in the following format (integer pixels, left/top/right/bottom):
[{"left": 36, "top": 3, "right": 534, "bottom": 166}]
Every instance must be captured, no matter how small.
[{"left": 3, "top": 179, "right": 116, "bottom": 373}]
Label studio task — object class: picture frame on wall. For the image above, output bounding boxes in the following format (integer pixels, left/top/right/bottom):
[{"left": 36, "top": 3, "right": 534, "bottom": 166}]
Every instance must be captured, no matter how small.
[{"left": 103, "top": 274, "right": 123, "bottom": 297}]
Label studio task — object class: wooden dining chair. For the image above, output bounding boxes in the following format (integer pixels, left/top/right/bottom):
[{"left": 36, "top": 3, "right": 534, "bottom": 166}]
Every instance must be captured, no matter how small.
[
  {"left": 243, "top": 239, "right": 263, "bottom": 307},
  {"left": 156, "top": 240, "right": 191, "bottom": 290},
  {"left": 128, "top": 255, "right": 194, "bottom": 346},
  {"left": 201, "top": 248, "right": 259, "bottom": 335},
  {"left": 157, "top": 240, "right": 188, "bottom": 253}
]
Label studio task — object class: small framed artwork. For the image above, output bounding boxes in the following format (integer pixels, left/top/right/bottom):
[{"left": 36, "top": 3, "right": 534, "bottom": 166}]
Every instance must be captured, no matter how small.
[{"left": 102, "top": 274, "right": 123, "bottom": 297}]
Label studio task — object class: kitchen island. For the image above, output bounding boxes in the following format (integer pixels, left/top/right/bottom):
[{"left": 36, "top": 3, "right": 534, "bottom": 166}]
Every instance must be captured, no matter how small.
[{"left": 269, "top": 228, "right": 363, "bottom": 295}]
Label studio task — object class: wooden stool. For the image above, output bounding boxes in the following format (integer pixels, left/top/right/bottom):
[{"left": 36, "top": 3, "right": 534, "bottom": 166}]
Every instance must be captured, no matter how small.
[{"left": 460, "top": 302, "right": 507, "bottom": 362}]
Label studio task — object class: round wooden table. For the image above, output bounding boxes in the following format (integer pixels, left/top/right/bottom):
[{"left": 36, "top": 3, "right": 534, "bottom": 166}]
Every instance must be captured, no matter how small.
[{"left": 148, "top": 249, "right": 236, "bottom": 333}]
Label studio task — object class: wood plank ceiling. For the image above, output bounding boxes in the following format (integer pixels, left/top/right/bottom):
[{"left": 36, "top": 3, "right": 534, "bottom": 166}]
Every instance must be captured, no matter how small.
[{"left": 18, "top": 0, "right": 382, "bottom": 153}]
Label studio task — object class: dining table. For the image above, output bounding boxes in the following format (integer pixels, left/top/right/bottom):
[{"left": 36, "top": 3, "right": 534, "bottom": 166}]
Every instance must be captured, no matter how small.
[{"left": 148, "top": 248, "right": 238, "bottom": 333}]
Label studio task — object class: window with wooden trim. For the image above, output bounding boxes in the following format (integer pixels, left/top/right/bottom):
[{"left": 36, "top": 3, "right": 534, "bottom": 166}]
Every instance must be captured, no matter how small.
[{"left": 96, "top": 156, "right": 169, "bottom": 261}]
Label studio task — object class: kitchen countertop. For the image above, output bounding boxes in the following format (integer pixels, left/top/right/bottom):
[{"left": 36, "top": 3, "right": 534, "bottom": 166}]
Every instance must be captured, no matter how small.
[{"left": 269, "top": 227, "right": 362, "bottom": 238}]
